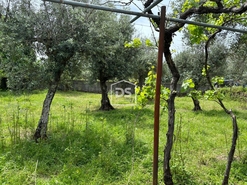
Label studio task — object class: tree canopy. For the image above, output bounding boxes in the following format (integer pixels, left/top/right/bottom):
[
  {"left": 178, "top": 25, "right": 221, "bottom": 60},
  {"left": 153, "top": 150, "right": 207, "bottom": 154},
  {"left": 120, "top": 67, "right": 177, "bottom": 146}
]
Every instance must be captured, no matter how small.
[{"left": 81, "top": 8, "right": 136, "bottom": 110}]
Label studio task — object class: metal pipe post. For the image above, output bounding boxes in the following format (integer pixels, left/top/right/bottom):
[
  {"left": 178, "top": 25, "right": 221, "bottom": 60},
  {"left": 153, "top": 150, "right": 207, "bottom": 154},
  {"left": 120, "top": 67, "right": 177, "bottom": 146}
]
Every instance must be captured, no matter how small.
[{"left": 153, "top": 6, "right": 165, "bottom": 185}]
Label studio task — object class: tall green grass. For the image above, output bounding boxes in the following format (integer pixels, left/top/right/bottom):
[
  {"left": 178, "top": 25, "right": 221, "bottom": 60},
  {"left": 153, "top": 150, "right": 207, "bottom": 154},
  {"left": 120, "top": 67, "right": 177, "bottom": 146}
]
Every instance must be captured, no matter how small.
[{"left": 0, "top": 90, "right": 246, "bottom": 184}]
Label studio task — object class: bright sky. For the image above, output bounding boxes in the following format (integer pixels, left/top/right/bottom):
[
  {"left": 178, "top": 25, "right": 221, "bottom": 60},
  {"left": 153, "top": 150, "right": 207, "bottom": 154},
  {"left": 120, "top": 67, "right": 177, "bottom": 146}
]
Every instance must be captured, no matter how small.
[
  {"left": 31, "top": 0, "right": 183, "bottom": 52},
  {"left": 122, "top": 0, "right": 184, "bottom": 53}
]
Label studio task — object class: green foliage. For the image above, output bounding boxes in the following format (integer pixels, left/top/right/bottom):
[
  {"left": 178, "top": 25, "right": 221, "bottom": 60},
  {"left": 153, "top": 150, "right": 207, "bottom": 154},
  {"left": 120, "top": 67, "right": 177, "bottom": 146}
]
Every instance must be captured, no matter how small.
[
  {"left": 124, "top": 37, "right": 157, "bottom": 89},
  {"left": 181, "top": 78, "right": 195, "bottom": 90},
  {"left": 182, "top": 76, "right": 226, "bottom": 100},
  {"left": 124, "top": 38, "right": 154, "bottom": 48},
  {"left": 187, "top": 24, "right": 208, "bottom": 44},
  {"left": 145, "top": 39, "right": 153, "bottom": 47},
  {"left": 124, "top": 38, "right": 142, "bottom": 48},
  {"left": 84, "top": 11, "right": 135, "bottom": 83},
  {"left": 227, "top": 34, "right": 247, "bottom": 82},
  {"left": 0, "top": 39, "right": 44, "bottom": 91},
  {"left": 189, "top": 89, "right": 202, "bottom": 99},
  {"left": 0, "top": 70, "right": 5, "bottom": 78},
  {"left": 181, "top": 79, "right": 203, "bottom": 100},
  {"left": 175, "top": 43, "right": 228, "bottom": 91},
  {"left": 212, "top": 76, "right": 224, "bottom": 86},
  {"left": 182, "top": 1, "right": 245, "bottom": 45},
  {"left": 203, "top": 1, "right": 217, "bottom": 7},
  {"left": 182, "top": 0, "right": 200, "bottom": 12},
  {"left": 0, "top": 0, "right": 90, "bottom": 91},
  {"left": 217, "top": 86, "right": 247, "bottom": 104},
  {"left": 204, "top": 89, "right": 225, "bottom": 100},
  {"left": 136, "top": 68, "right": 170, "bottom": 108},
  {"left": 202, "top": 65, "right": 210, "bottom": 76}
]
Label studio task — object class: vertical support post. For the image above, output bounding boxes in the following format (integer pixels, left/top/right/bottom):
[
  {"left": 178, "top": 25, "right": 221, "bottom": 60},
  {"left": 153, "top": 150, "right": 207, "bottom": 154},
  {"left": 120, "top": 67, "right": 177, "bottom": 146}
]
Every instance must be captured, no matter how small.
[{"left": 153, "top": 6, "right": 166, "bottom": 185}]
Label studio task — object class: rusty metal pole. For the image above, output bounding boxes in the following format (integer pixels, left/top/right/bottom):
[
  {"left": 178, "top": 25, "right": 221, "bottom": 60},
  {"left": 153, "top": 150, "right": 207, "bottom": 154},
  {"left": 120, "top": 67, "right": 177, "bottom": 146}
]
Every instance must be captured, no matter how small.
[{"left": 153, "top": 6, "right": 166, "bottom": 185}]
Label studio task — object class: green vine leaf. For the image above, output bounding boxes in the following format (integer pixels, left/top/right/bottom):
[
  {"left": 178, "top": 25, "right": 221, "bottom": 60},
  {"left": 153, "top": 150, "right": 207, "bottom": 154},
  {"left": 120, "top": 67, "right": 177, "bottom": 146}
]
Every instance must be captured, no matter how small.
[
  {"left": 202, "top": 65, "right": 210, "bottom": 76},
  {"left": 204, "top": 89, "right": 225, "bottom": 100},
  {"left": 136, "top": 68, "right": 170, "bottom": 109},
  {"left": 124, "top": 38, "right": 154, "bottom": 48},
  {"left": 187, "top": 24, "right": 208, "bottom": 44},
  {"left": 212, "top": 76, "right": 224, "bottom": 86}
]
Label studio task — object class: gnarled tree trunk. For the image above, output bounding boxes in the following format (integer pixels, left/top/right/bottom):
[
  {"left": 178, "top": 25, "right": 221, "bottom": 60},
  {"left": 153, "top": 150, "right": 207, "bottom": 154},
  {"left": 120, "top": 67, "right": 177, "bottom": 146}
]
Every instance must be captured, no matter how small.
[
  {"left": 99, "top": 79, "right": 114, "bottom": 111},
  {"left": 191, "top": 97, "right": 202, "bottom": 111},
  {"left": 163, "top": 31, "right": 180, "bottom": 185},
  {"left": 221, "top": 107, "right": 238, "bottom": 185}
]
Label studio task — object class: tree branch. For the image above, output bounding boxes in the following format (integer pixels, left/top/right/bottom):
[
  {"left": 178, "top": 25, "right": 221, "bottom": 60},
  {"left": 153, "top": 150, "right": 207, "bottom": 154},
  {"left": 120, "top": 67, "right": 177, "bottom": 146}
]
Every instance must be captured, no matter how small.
[
  {"left": 168, "top": 2, "right": 247, "bottom": 33},
  {"left": 203, "top": 25, "right": 239, "bottom": 185}
]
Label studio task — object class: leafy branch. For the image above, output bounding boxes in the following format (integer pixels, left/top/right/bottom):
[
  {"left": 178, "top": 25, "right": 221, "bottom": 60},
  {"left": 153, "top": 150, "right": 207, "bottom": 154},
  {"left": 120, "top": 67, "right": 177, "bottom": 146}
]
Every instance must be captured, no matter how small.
[
  {"left": 203, "top": 27, "right": 238, "bottom": 185},
  {"left": 135, "top": 67, "right": 170, "bottom": 110}
]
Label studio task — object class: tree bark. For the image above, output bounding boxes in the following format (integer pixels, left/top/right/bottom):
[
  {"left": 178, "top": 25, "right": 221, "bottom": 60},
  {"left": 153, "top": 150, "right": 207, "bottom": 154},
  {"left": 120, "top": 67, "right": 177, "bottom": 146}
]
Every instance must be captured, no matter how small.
[
  {"left": 163, "top": 31, "right": 180, "bottom": 185},
  {"left": 33, "top": 59, "right": 67, "bottom": 142},
  {"left": 222, "top": 109, "right": 238, "bottom": 185},
  {"left": 191, "top": 97, "right": 202, "bottom": 111},
  {"left": 99, "top": 79, "right": 114, "bottom": 111},
  {"left": 33, "top": 83, "right": 58, "bottom": 142}
]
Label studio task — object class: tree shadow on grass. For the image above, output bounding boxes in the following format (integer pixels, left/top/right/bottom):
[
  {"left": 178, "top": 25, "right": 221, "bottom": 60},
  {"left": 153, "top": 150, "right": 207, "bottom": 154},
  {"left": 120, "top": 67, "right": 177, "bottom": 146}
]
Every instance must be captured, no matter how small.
[
  {"left": 89, "top": 107, "right": 156, "bottom": 130},
  {"left": 195, "top": 109, "right": 247, "bottom": 120},
  {"left": 0, "top": 125, "right": 149, "bottom": 184},
  {"left": 56, "top": 90, "right": 99, "bottom": 97},
  {"left": 195, "top": 109, "right": 227, "bottom": 117}
]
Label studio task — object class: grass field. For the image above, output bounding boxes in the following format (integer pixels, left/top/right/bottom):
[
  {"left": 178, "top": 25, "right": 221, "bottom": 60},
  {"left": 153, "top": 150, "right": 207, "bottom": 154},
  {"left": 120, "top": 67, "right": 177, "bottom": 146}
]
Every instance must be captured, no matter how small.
[{"left": 0, "top": 90, "right": 247, "bottom": 184}]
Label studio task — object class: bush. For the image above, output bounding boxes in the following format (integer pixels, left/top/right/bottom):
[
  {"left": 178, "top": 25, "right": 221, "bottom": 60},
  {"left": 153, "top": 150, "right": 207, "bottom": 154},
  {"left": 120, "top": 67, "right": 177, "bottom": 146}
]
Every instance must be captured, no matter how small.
[{"left": 218, "top": 86, "right": 247, "bottom": 100}]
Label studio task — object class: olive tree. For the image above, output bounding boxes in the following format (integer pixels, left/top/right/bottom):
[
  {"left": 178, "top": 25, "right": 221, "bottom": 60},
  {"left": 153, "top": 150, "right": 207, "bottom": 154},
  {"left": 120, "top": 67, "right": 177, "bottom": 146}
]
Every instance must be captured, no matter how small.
[
  {"left": 0, "top": 0, "right": 44, "bottom": 91},
  {"left": 84, "top": 10, "right": 136, "bottom": 110},
  {"left": 1, "top": 0, "right": 91, "bottom": 141},
  {"left": 226, "top": 34, "right": 247, "bottom": 84}
]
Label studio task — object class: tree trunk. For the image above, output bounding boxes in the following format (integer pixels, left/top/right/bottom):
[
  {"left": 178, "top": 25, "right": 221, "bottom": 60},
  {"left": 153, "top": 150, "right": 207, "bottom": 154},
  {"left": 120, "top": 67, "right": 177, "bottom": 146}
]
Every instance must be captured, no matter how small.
[
  {"left": 33, "top": 59, "right": 67, "bottom": 142},
  {"left": 222, "top": 110, "right": 238, "bottom": 185},
  {"left": 0, "top": 77, "right": 8, "bottom": 90},
  {"left": 163, "top": 31, "right": 180, "bottom": 185},
  {"left": 99, "top": 79, "right": 114, "bottom": 111},
  {"left": 191, "top": 97, "right": 202, "bottom": 111},
  {"left": 138, "top": 74, "right": 145, "bottom": 91},
  {"left": 163, "top": 92, "right": 176, "bottom": 185},
  {"left": 33, "top": 83, "right": 58, "bottom": 142}
]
